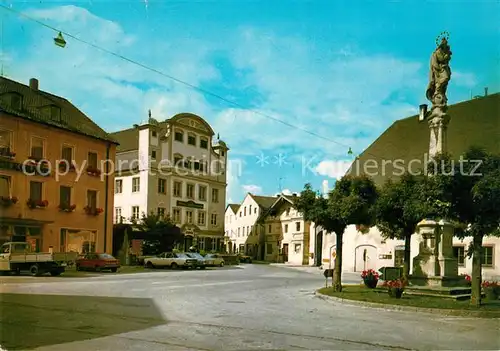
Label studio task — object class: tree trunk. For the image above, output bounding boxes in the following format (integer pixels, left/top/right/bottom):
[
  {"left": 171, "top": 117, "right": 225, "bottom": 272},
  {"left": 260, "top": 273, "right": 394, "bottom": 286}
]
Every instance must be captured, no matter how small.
[
  {"left": 403, "top": 233, "right": 412, "bottom": 281},
  {"left": 470, "top": 234, "right": 483, "bottom": 307},
  {"left": 333, "top": 232, "right": 344, "bottom": 292}
]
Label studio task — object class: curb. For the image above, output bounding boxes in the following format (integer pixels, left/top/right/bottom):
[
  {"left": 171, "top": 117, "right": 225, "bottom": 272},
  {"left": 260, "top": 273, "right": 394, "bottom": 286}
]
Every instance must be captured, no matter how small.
[{"left": 314, "top": 291, "right": 500, "bottom": 319}]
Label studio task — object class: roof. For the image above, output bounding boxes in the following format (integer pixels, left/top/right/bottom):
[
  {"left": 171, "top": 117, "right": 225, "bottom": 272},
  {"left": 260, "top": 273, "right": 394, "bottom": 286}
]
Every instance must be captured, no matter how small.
[
  {"left": 347, "top": 93, "right": 500, "bottom": 186},
  {"left": 0, "top": 76, "right": 117, "bottom": 144},
  {"left": 226, "top": 203, "right": 241, "bottom": 213},
  {"left": 110, "top": 126, "right": 144, "bottom": 152},
  {"left": 250, "top": 194, "right": 278, "bottom": 209}
]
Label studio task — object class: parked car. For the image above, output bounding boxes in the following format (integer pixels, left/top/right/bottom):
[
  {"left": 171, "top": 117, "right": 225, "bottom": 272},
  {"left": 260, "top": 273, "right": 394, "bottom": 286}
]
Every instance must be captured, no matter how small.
[
  {"left": 186, "top": 252, "right": 210, "bottom": 269},
  {"left": 238, "top": 254, "right": 253, "bottom": 263},
  {"left": 76, "top": 253, "right": 120, "bottom": 272},
  {"left": 144, "top": 252, "right": 198, "bottom": 269},
  {"left": 205, "top": 253, "right": 225, "bottom": 267}
]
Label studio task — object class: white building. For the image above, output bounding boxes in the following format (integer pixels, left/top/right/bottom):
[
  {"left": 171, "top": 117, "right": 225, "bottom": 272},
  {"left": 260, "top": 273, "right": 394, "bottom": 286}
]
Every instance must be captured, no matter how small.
[
  {"left": 224, "top": 193, "right": 276, "bottom": 258},
  {"left": 111, "top": 112, "right": 229, "bottom": 252}
]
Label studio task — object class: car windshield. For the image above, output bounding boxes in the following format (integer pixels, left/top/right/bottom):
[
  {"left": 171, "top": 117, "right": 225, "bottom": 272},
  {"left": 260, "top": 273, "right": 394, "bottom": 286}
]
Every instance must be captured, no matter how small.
[
  {"left": 188, "top": 253, "right": 204, "bottom": 259},
  {"left": 176, "top": 253, "right": 189, "bottom": 258},
  {"left": 99, "top": 254, "right": 115, "bottom": 259}
]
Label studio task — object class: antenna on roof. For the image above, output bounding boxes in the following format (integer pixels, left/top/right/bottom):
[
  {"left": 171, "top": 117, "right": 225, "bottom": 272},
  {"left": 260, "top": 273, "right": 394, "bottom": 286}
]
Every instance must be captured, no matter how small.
[{"left": 1, "top": 13, "right": 4, "bottom": 77}]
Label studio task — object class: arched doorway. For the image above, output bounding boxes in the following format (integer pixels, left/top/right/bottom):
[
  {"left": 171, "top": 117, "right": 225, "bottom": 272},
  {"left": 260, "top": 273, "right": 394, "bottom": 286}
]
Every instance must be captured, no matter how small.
[
  {"left": 354, "top": 244, "right": 377, "bottom": 272},
  {"left": 315, "top": 231, "right": 323, "bottom": 266}
]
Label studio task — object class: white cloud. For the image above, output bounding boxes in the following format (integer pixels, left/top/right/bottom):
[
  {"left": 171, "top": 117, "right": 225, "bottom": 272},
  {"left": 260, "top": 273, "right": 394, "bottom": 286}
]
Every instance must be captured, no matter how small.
[
  {"left": 281, "top": 189, "right": 292, "bottom": 195},
  {"left": 242, "top": 184, "right": 262, "bottom": 194},
  {"left": 315, "top": 160, "right": 353, "bottom": 180},
  {"left": 453, "top": 71, "right": 477, "bottom": 88}
]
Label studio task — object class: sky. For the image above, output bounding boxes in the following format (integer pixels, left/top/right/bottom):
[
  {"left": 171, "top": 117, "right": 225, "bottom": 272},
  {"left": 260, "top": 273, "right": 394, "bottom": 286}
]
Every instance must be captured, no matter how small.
[{"left": 1, "top": 0, "right": 499, "bottom": 204}]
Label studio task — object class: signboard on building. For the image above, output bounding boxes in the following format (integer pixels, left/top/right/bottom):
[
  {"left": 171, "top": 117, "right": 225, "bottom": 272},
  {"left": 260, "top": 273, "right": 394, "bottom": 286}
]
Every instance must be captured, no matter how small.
[{"left": 176, "top": 200, "right": 204, "bottom": 209}]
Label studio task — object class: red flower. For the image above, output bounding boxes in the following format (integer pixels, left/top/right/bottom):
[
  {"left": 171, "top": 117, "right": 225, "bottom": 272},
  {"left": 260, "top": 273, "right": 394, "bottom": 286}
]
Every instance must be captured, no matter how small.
[
  {"left": 481, "top": 280, "right": 498, "bottom": 288},
  {"left": 361, "top": 269, "right": 379, "bottom": 279}
]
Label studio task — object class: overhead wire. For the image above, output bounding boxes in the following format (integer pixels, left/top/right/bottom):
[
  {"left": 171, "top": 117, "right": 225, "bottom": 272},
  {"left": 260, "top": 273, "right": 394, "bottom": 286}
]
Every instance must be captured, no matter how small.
[{"left": 0, "top": 3, "right": 387, "bottom": 161}]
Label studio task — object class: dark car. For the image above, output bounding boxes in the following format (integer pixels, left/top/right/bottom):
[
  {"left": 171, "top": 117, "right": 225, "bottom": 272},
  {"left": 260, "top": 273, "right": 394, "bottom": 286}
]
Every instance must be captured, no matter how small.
[
  {"left": 186, "top": 252, "right": 209, "bottom": 269},
  {"left": 238, "top": 254, "right": 252, "bottom": 263},
  {"left": 76, "top": 253, "right": 120, "bottom": 272}
]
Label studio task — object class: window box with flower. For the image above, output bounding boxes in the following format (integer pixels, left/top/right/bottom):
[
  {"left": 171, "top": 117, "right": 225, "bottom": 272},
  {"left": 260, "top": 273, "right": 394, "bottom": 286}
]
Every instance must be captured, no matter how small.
[
  {"left": 0, "top": 196, "right": 18, "bottom": 207},
  {"left": 58, "top": 161, "right": 75, "bottom": 172},
  {"left": 27, "top": 199, "right": 48, "bottom": 209},
  {"left": 383, "top": 279, "right": 406, "bottom": 298},
  {"left": 84, "top": 206, "right": 103, "bottom": 216},
  {"left": 361, "top": 269, "right": 379, "bottom": 288},
  {"left": 0, "top": 148, "right": 16, "bottom": 159},
  {"left": 482, "top": 281, "right": 499, "bottom": 300},
  {"left": 86, "top": 166, "right": 101, "bottom": 177},
  {"left": 58, "top": 204, "right": 76, "bottom": 212}
]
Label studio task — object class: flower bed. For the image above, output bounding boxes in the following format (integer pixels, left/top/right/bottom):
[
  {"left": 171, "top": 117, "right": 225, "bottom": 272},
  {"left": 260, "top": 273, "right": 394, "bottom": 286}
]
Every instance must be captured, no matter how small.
[{"left": 361, "top": 269, "right": 379, "bottom": 288}]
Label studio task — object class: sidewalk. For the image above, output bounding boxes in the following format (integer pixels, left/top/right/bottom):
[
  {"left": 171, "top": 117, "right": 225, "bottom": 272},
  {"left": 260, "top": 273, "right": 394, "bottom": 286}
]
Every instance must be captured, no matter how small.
[{"left": 269, "top": 263, "right": 362, "bottom": 282}]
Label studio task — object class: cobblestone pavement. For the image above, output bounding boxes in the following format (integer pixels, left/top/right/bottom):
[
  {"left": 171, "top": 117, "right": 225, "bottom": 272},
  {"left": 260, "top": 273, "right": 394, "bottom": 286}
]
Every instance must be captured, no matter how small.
[{"left": 1, "top": 264, "right": 498, "bottom": 350}]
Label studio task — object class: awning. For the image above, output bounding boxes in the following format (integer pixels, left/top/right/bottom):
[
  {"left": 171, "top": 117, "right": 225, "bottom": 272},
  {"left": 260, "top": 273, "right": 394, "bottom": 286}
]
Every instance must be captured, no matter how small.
[{"left": 0, "top": 217, "right": 54, "bottom": 226}]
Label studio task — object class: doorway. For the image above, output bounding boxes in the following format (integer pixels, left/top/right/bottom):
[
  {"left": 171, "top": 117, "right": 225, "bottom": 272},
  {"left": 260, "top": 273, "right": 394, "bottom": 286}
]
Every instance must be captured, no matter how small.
[
  {"left": 282, "top": 243, "right": 289, "bottom": 262},
  {"left": 315, "top": 231, "right": 323, "bottom": 266},
  {"left": 354, "top": 245, "right": 377, "bottom": 272}
]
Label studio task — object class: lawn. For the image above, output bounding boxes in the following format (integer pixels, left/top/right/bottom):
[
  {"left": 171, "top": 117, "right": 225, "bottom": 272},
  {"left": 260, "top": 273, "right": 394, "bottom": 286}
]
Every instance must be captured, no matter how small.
[{"left": 318, "top": 285, "right": 500, "bottom": 318}]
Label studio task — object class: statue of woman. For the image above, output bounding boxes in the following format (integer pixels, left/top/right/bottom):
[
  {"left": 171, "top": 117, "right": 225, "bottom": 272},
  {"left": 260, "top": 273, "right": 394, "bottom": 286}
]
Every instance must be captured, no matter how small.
[{"left": 426, "top": 37, "right": 452, "bottom": 107}]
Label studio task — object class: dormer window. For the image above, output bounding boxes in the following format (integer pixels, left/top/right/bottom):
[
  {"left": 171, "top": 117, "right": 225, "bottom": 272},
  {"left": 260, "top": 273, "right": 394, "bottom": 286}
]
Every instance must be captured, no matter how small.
[
  {"left": 40, "top": 104, "right": 61, "bottom": 122},
  {"left": 174, "top": 130, "right": 184, "bottom": 142},
  {"left": 221, "top": 150, "right": 225, "bottom": 156},
  {"left": 188, "top": 133, "right": 196, "bottom": 146},
  {"left": 10, "top": 93, "right": 23, "bottom": 110},
  {"left": 200, "top": 138, "right": 208, "bottom": 149}
]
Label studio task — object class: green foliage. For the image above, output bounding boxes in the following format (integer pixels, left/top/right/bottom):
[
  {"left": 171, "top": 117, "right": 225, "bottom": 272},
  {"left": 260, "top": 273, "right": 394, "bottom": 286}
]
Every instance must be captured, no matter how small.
[{"left": 138, "top": 211, "right": 184, "bottom": 255}]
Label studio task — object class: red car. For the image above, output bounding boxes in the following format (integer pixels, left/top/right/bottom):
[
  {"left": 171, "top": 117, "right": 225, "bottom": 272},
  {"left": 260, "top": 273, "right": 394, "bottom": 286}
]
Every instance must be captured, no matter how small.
[{"left": 76, "top": 253, "right": 120, "bottom": 272}]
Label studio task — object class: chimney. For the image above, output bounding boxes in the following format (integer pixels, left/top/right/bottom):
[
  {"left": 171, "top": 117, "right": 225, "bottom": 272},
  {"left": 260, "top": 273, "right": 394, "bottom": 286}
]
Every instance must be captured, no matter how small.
[
  {"left": 484, "top": 87, "right": 488, "bottom": 96},
  {"left": 418, "top": 104, "right": 427, "bottom": 121},
  {"left": 29, "top": 78, "right": 39, "bottom": 91}
]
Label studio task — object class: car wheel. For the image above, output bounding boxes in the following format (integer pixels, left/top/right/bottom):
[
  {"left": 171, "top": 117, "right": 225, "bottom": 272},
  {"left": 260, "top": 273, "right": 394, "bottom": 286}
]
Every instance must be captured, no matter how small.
[
  {"left": 171, "top": 262, "right": 178, "bottom": 269},
  {"left": 146, "top": 261, "right": 154, "bottom": 269},
  {"left": 110, "top": 268, "right": 118, "bottom": 273},
  {"left": 75, "top": 264, "right": 81, "bottom": 271},
  {"left": 220, "top": 262, "right": 224, "bottom": 267}
]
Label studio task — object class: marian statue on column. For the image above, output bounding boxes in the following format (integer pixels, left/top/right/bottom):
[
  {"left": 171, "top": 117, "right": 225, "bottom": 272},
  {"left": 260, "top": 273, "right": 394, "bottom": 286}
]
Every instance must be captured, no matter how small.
[{"left": 426, "top": 34, "right": 452, "bottom": 110}]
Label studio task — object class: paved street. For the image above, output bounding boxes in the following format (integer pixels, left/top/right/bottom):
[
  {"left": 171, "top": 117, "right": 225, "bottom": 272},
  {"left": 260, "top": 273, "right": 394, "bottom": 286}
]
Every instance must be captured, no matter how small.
[{"left": 1, "top": 264, "right": 499, "bottom": 350}]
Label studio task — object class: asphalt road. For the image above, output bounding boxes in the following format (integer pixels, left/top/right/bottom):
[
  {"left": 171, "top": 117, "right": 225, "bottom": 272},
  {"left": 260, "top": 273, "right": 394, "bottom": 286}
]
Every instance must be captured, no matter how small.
[{"left": 0, "top": 265, "right": 499, "bottom": 351}]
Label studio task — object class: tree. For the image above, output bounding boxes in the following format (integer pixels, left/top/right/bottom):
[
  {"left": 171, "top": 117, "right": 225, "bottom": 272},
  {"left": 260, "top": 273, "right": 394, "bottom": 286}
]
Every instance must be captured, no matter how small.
[
  {"left": 426, "top": 148, "right": 500, "bottom": 306},
  {"left": 136, "top": 212, "right": 184, "bottom": 255},
  {"left": 373, "top": 173, "right": 428, "bottom": 281},
  {"left": 294, "top": 176, "right": 378, "bottom": 292}
]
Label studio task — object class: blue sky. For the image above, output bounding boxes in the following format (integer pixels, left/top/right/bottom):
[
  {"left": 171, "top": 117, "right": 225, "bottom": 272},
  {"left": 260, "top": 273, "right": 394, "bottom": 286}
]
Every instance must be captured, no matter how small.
[{"left": 1, "top": 0, "right": 499, "bottom": 203}]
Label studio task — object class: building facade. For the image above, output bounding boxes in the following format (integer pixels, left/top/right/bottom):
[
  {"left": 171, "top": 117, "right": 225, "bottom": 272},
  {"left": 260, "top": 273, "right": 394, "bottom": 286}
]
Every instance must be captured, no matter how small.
[
  {"left": 111, "top": 112, "right": 228, "bottom": 252},
  {"left": 224, "top": 193, "right": 276, "bottom": 258},
  {"left": 0, "top": 77, "right": 117, "bottom": 253},
  {"left": 310, "top": 93, "right": 500, "bottom": 279}
]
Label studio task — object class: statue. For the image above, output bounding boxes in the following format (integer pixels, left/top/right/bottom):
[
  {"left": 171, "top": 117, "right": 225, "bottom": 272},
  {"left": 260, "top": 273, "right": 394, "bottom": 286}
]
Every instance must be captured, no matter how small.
[{"left": 426, "top": 34, "right": 452, "bottom": 111}]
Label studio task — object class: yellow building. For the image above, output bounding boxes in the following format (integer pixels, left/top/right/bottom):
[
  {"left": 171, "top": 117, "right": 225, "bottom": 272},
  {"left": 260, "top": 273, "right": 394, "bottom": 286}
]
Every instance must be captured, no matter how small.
[{"left": 0, "top": 77, "right": 117, "bottom": 253}]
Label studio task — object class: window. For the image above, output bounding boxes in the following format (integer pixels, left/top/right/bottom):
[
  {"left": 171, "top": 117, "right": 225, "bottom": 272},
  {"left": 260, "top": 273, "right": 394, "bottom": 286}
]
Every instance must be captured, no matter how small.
[
  {"left": 244, "top": 207, "right": 246, "bottom": 216},
  {"left": 394, "top": 249, "right": 405, "bottom": 267},
  {"left": 174, "top": 154, "right": 183, "bottom": 166},
  {"left": 87, "top": 151, "right": 98, "bottom": 169},
  {"left": 115, "top": 180, "right": 123, "bottom": 194},
  {"left": 249, "top": 205, "right": 252, "bottom": 214},
  {"left": 151, "top": 150, "right": 157, "bottom": 159},
  {"left": 49, "top": 105, "right": 61, "bottom": 121},
  {"left": 212, "top": 188, "right": 219, "bottom": 203},
  {"left": 132, "top": 206, "right": 140, "bottom": 220},
  {"left": 59, "top": 186, "right": 71, "bottom": 207},
  {"left": 157, "top": 207, "right": 165, "bottom": 218},
  {"left": 211, "top": 213, "right": 218, "bottom": 226},
  {"left": 186, "top": 210, "right": 193, "bottom": 224},
  {"left": 285, "top": 224, "right": 288, "bottom": 233},
  {"left": 0, "top": 129, "right": 12, "bottom": 157},
  {"left": 61, "top": 145, "right": 73, "bottom": 162},
  {"left": 268, "top": 224, "right": 271, "bottom": 233},
  {"left": 254, "top": 207, "right": 257, "bottom": 214},
  {"left": 11, "top": 94, "right": 22, "bottom": 110},
  {"left": 294, "top": 243, "right": 301, "bottom": 253},
  {"left": 158, "top": 179, "right": 166, "bottom": 194},
  {"left": 482, "top": 246, "right": 494, "bottom": 267},
  {"left": 247, "top": 226, "right": 250, "bottom": 236},
  {"left": 87, "top": 190, "right": 97, "bottom": 209},
  {"left": 173, "top": 181, "right": 182, "bottom": 197},
  {"left": 30, "top": 181, "right": 42, "bottom": 201},
  {"left": 172, "top": 208, "right": 181, "bottom": 223},
  {"left": 221, "top": 150, "right": 225, "bottom": 157},
  {"left": 198, "top": 185, "right": 207, "bottom": 201},
  {"left": 188, "top": 134, "right": 196, "bottom": 146},
  {"left": 174, "top": 130, "right": 184, "bottom": 142},
  {"left": 198, "top": 211, "right": 206, "bottom": 226},
  {"left": 186, "top": 183, "right": 194, "bottom": 199},
  {"left": 296, "top": 222, "right": 301, "bottom": 231},
  {"left": 114, "top": 207, "right": 122, "bottom": 223},
  {"left": 200, "top": 138, "right": 208, "bottom": 149},
  {"left": 238, "top": 227, "right": 240, "bottom": 236},
  {"left": 453, "top": 246, "right": 466, "bottom": 266},
  {"left": 132, "top": 177, "right": 140, "bottom": 192},
  {"left": 243, "top": 227, "right": 246, "bottom": 236},
  {"left": 0, "top": 175, "right": 11, "bottom": 197},
  {"left": 30, "top": 136, "right": 44, "bottom": 159},
  {"left": 152, "top": 130, "right": 157, "bottom": 137},
  {"left": 267, "top": 243, "right": 273, "bottom": 255}
]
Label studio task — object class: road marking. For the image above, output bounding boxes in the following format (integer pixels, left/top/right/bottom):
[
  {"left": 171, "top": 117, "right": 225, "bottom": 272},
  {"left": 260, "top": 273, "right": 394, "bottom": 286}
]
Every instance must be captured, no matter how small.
[{"left": 132, "top": 280, "right": 255, "bottom": 291}]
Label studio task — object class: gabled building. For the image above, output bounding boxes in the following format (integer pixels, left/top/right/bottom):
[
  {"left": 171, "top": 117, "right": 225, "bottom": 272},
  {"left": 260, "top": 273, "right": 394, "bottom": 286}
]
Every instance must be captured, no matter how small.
[
  {"left": 0, "top": 76, "right": 118, "bottom": 253},
  {"left": 224, "top": 193, "right": 277, "bottom": 257},
  {"left": 259, "top": 194, "right": 311, "bottom": 264},
  {"left": 311, "top": 93, "right": 500, "bottom": 278},
  {"left": 110, "top": 112, "right": 229, "bottom": 252}
]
